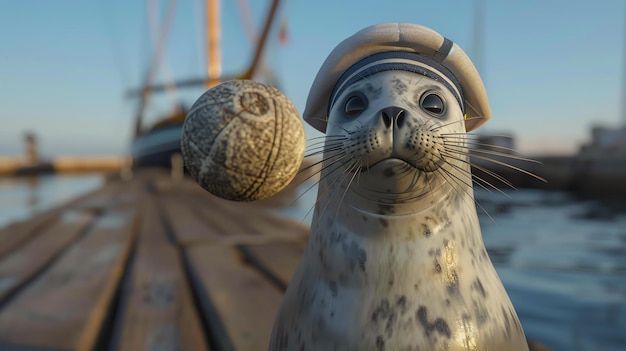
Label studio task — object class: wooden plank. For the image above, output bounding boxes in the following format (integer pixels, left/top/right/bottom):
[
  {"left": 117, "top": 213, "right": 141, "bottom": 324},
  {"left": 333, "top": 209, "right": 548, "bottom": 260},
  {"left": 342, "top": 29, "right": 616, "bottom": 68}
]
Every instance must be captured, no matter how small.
[
  {"left": 238, "top": 241, "right": 305, "bottom": 290},
  {"left": 0, "top": 209, "right": 137, "bottom": 351},
  {"left": 0, "top": 182, "right": 117, "bottom": 260},
  {"left": 239, "top": 214, "right": 309, "bottom": 237},
  {"left": 192, "top": 198, "right": 254, "bottom": 235},
  {"left": 162, "top": 193, "right": 307, "bottom": 246},
  {"left": 114, "top": 197, "right": 209, "bottom": 351},
  {"left": 159, "top": 196, "right": 222, "bottom": 244},
  {"left": 186, "top": 245, "right": 284, "bottom": 351},
  {"left": 0, "top": 210, "right": 94, "bottom": 303}
]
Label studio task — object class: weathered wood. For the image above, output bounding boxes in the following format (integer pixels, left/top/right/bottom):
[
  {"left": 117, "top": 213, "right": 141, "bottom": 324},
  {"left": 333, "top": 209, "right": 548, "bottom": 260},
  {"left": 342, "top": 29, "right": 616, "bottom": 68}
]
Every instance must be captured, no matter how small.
[
  {"left": 0, "top": 171, "right": 317, "bottom": 351},
  {"left": 0, "top": 209, "right": 137, "bottom": 351},
  {"left": 238, "top": 241, "right": 305, "bottom": 290},
  {"left": 0, "top": 210, "right": 94, "bottom": 304},
  {"left": 159, "top": 195, "right": 222, "bottom": 244},
  {"left": 239, "top": 213, "right": 309, "bottom": 237},
  {"left": 162, "top": 193, "right": 307, "bottom": 246},
  {"left": 186, "top": 245, "right": 284, "bottom": 351},
  {"left": 114, "top": 196, "right": 209, "bottom": 351},
  {"left": 0, "top": 182, "right": 117, "bottom": 260}
]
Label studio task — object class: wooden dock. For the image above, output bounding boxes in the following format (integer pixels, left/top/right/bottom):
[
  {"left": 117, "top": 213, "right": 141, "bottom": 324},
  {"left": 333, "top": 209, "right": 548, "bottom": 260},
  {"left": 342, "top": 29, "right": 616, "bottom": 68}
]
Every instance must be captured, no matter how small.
[
  {"left": 0, "top": 169, "right": 309, "bottom": 351},
  {"left": 0, "top": 168, "right": 553, "bottom": 351}
]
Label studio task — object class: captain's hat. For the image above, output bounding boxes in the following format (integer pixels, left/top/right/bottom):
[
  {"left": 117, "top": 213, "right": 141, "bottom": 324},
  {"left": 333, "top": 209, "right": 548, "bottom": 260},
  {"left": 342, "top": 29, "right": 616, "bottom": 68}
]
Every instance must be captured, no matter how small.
[{"left": 303, "top": 23, "right": 490, "bottom": 133}]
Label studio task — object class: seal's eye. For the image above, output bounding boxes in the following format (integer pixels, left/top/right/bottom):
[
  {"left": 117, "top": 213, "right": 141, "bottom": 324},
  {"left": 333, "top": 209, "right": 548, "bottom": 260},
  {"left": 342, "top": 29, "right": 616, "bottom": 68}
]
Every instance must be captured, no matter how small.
[
  {"left": 344, "top": 94, "right": 368, "bottom": 117},
  {"left": 420, "top": 93, "right": 445, "bottom": 115}
]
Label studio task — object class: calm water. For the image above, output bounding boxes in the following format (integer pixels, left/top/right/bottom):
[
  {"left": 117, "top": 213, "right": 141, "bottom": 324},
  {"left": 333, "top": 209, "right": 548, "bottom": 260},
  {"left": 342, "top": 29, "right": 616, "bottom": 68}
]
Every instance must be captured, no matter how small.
[
  {"left": 0, "top": 174, "right": 104, "bottom": 228},
  {"left": 280, "top": 185, "right": 626, "bottom": 351},
  {"left": 1, "top": 175, "right": 624, "bottom": 350}
]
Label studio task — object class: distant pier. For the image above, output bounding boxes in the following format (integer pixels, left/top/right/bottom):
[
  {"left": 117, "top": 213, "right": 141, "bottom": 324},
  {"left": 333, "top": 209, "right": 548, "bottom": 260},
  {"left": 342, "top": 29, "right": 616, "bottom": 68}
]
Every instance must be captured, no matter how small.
[{"left": 0, "top": 155, "right": 129, "bottom": 176}]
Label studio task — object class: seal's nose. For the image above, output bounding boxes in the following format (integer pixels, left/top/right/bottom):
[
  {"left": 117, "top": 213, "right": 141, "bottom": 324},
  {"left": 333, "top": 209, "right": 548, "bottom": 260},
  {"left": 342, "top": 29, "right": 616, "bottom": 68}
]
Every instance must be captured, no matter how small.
[{"left": 380, "top": 106, "right": 406, "bottom": 129}]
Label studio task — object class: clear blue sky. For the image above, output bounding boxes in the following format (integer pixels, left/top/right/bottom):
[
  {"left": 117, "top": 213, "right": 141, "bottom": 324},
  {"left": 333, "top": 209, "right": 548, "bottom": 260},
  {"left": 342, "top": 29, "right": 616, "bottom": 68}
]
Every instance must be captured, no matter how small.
[{"left": 0, "top": 0, "right": 624, "bottom": 158}]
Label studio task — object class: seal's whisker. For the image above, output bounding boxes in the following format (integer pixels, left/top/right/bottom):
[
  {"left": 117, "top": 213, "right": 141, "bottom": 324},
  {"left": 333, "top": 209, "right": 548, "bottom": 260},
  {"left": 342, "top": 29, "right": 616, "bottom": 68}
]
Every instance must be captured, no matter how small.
[
  {"left": 441, "top": 157, "right": 512, "bottom": 199},
  {"left": 306, "top": 135, "right": 348, "bottom": 149},
  {"left": 306, "top": 135, "right": 347, "bottom": 145},
  {"left": 305, "top": 139, "right": 347, "bottom": 149},
  {"left": 437, "top": 163, "right": 474, "bottom": 190},
  {"left": 300, "top": 153, "right": 350, "bottom": 185},
  {"left": 440, "top": 132, "right": 514, "bottom": 138},
  {"left": 306, "top": 138, "right": 346, "bottom": 149},
  {"left": 437, "top": 166, "right": 495, "bottom": 221},
  {"left": 290, "top": 155, "right": 346, "bottom": 209},
  {"left": 304, "top": 144, "right": 345, "bottom": 158},
  {"left": 305, "top": 142, "right": 345, "bottom": 153},
  {"left": 316, "top": 159, "right": 361, "bottom": 222},
  {"left": 307, "top": 135, "right": 346, "bottom": 142},
  {"left": 428, "top": 117, "right": 467, "bottom": 131},
  {"left": 444, "top": 144, "right": 543, "bottom": 164},
  {"left": 298, "top": 157, "right": 356, "bottom": 224},
  {"left": 303, "top": 142, "right": 347, "bottom": 159},
  {"left": 440, "top": 151, "right": 517, "bottom": 190},
  {"left": 335, "top": 161, "right": 363, "bottom": 217},
  {"left": 441, "top": 148, "right": 547, "bottom": 183},
  {"left": 435, "top": 166, "right": 471, "bottom": 199},
  {"left": 298, "top": 151, "right": 345, "bottom": 176},
  {"left": 441, "top": 138, "right": 520, "bottom": 154},
  {"left": 463, "top": 115, "right": 488, "bottom": 125},
  {"left": 441, "top": 148, "right": 522, "bottom": 188}
]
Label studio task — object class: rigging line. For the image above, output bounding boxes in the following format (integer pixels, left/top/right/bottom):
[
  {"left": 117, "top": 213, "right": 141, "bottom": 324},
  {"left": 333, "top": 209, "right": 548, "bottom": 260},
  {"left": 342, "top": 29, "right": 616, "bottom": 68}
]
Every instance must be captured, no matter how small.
[
  {"left": 134, "top": 0, "right": 179, "bottom": 136},
  {"left": 235, "top": 0, "right": 256, "bottom": 44},
  {"left": 99, "top": 0, "right": 132, "bottom": 88},
  {"left": 191, "top": 0, "right": 206, "bottom": 75},
  {"left": 147, "top": 0, "right": 180, "bottom": 110},
  {"left": 235, "top": 0, "right": 275, "bottom": 84},
  {"left": 241, "top": 0, "right": 282, "bottom": 80}
]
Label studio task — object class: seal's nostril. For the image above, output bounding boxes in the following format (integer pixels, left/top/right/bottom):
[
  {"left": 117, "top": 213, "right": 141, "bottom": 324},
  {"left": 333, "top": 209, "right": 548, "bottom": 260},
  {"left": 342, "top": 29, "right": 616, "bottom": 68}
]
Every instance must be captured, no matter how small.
[
  {"left": 382, "top": 111, "right": 392, "bottom": 128},
  {"left": 396, "top": 110, "right": 406, "bottom": 128}
]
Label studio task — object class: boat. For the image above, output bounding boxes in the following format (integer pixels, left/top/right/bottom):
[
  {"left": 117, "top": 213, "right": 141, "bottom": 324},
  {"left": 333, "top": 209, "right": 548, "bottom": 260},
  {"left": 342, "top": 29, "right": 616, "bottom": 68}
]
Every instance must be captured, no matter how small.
[{"left": 128, "top": 0, "right": 284, "bottom": 169}]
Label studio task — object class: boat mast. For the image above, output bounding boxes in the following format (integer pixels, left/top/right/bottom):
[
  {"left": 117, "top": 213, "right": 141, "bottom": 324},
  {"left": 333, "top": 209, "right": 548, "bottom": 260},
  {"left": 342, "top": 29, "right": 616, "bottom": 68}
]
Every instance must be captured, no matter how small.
[
  {"left": 133, "top": 0, "right": 179, "bottom": 136},
  {"left": 127, "top": 0, "right": 282, "bottom": 96},
  {"left": 206, "top": 0, "right": 221, "bottom": 88}
]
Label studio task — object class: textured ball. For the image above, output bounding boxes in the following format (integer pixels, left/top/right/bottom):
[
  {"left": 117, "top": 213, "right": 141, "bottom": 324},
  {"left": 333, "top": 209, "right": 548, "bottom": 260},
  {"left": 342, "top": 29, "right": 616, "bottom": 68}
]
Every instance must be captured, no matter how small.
[{"left": 181, "top": 80, "right": 306, "bottom": 201}]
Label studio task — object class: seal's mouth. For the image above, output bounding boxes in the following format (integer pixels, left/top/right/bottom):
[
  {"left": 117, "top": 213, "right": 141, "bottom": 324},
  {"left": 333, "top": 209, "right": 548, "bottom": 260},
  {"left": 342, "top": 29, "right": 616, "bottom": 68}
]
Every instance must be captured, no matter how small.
[
  {"left": 368, "top": 158, "right": 415, "bottom": 170},
  {"left": 359, "top": 157, "right": 442, "bottom": 174}
]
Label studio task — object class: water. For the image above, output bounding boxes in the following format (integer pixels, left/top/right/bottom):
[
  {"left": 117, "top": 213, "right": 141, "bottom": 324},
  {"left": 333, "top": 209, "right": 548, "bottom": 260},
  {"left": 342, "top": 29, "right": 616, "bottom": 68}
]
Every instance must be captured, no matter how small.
[
  {"left": 0, "top": 174, "right": 104, "bottom": 228},
  {"left": 280, "top": 185, "right": 626, "bottom": 351},
  {"left": 476, "top": 190, "right": 626, "bottom": 351}
]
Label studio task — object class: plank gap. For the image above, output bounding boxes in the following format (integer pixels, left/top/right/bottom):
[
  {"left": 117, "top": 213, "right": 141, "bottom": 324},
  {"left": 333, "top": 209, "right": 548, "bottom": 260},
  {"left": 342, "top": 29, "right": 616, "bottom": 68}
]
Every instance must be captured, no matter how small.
[
  {"left": 182, "top": 251, "right": 234, "bottom": 351},
  {"left": 158, "top": 198, "right": 217, "bottom": 351},
  {"left": 237, "top": 246, "right": 289, "bottom": 292},
  {"left": 94, "top": 237, "right": 138, "bottom": 351},
  {"left": 0, "top": 212, "right": 95, "bottom": 312}
]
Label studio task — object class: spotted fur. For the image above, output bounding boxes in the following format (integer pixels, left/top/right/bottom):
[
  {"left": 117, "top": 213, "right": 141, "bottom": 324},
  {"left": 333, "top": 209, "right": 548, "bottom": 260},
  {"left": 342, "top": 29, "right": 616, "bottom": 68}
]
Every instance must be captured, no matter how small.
[{"left": 269, "top": 70, "right": 529, "bottom": 350}]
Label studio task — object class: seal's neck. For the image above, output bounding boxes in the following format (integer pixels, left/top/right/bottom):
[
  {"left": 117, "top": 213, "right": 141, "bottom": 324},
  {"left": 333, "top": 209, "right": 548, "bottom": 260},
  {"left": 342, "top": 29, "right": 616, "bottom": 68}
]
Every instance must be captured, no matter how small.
[
  {"left": 311, "top": 170, "right": 479, "bottom": 239},
  {"left": 314, "top": 167, "right": 473, "bottom": 217}
]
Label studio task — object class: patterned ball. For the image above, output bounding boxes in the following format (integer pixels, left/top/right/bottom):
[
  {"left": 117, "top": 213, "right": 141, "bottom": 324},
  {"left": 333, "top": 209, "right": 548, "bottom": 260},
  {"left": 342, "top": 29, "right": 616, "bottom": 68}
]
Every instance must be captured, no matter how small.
[{"left": 181, "top": 80, "right": 306, "bottom": 201}]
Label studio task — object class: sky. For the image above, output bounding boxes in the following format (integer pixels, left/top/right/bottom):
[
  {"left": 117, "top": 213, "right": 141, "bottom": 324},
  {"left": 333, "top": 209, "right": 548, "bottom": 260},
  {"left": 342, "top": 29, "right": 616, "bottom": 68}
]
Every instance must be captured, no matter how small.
[{"left": 0, "top": 0, "right": 625, "bottom": 158}]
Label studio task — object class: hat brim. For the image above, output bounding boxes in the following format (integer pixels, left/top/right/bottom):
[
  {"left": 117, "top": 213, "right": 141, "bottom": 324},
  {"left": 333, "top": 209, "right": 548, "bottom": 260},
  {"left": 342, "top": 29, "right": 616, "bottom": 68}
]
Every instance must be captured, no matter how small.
[{"left": 303, "top": 23, "right": 491, "bottom": 133}]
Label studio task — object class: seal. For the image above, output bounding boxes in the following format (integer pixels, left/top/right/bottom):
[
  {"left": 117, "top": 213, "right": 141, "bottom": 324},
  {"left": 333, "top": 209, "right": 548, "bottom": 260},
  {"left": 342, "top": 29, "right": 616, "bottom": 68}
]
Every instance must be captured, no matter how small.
[{"left": 269, "top": 23, "right": 529, "bottom": 351}]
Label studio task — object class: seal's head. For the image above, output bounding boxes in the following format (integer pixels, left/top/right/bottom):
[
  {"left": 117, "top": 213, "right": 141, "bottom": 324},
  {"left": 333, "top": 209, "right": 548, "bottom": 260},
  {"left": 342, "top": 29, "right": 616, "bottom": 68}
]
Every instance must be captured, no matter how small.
[
  {"left": 305, "top": 23, "right": 490, "bottom": 214},
  {"left": 304, "top": 23, "right": 490, "bottom": 133}
]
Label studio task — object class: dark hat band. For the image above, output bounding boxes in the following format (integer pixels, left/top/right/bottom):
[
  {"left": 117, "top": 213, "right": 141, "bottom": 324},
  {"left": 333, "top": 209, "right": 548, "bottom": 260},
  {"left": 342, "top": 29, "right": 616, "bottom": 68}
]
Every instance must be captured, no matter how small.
[{"left": 329, "top": 51, "right": 465, "bottom": 114}]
